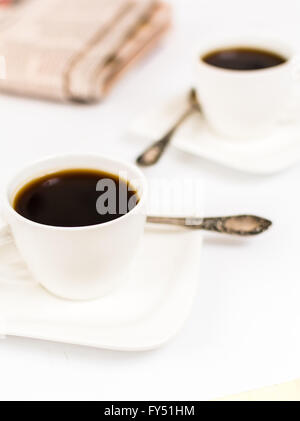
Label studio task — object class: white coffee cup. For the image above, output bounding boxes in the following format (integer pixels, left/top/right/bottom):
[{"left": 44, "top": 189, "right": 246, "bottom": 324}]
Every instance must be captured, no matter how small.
[
  {"left": 196, "top": 37, "right": 295, "bottom": 139},
  {"left": 0, "top": 154, "right": 147, "bottom": 301}
]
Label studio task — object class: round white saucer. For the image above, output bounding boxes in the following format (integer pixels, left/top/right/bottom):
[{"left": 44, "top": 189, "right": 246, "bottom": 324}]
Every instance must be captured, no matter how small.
[
  {"left": 0, "top": 226, "right": 202, "bottom": 351},
  {"left": 132, "top": 92, "right": 300, "bottom": 174}
]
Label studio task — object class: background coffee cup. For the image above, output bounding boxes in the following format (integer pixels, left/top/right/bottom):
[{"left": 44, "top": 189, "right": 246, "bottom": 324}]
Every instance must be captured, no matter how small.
[
  {"left": 196, "top": 37, "right": 295, "bottom": 139},
  {"left": 0, "top": 154, "right": 147, "bottom": 300}
]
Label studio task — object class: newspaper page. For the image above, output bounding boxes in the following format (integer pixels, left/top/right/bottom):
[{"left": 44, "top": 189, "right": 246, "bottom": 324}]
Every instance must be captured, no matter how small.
[{"left": 0, "top": 0, "right": 170, "bottom": 102}]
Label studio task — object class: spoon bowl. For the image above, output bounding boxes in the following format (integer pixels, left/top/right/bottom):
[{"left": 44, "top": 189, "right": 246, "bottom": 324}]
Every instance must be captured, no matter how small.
[{"left": 136, "top": 88, "right": 201, "bottom": 166}]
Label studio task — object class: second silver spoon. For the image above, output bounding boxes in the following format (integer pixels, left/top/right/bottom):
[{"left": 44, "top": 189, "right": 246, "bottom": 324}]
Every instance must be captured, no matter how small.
[{"left": 136, "top": 88, "right": 201, "bottom": 167}]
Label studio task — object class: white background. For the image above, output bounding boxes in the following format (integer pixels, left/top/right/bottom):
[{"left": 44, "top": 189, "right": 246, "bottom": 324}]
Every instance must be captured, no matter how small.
[{"left": 1, "top": 0, "right": 300, "bottom": 400}]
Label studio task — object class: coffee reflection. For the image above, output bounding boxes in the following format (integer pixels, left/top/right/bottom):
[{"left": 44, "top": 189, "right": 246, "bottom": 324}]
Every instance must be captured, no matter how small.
[
  {"left": 202, "top": 47, "right": 286, "bottom": 71},
  {"left": 13, "top": 169, "right": 139, "bottom": 227}
]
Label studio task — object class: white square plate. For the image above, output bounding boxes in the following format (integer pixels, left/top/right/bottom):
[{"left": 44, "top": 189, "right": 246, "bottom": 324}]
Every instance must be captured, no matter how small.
[
  {"left": 0, "top": 227, "right": 202, "bottom": 351},
  {"left": 132, "top": 92, "right": 300, "bottom": 175}
]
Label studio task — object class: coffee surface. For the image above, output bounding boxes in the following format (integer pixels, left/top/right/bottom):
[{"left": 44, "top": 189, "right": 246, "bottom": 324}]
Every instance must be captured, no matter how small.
[
  {"left": 202, "top": 47, "right": 286, "bottom": 70},
  {"left": 13, "top": 169, "right": 139, "bottom": 227}
]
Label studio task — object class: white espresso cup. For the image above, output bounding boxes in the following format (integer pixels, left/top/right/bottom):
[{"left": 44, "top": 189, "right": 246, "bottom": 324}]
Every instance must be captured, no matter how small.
[
  {"left": 0, "top": 154, "right": 147, "bottom": 300},
  {"left": 196, "top": 37, "right": 295, "bottom": 139}
]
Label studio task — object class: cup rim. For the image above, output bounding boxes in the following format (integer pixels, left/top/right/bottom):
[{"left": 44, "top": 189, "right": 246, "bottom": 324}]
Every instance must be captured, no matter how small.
[
  {"left": 4, "top": 153, "right": 147, "bottom": 232},
  {"left": 198, "top": 36, "right": 293, "bottom": 75}
]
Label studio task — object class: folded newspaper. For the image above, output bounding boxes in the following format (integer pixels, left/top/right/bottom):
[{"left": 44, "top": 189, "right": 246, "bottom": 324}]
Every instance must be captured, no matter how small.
[{"left": 0, "top": 0, "right": 171, "bottom": 102}]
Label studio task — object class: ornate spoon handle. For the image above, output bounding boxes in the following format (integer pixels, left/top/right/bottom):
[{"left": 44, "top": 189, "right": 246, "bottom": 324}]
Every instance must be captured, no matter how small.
[{"left": 146, "top": 215, "right": 272, "bottom": 236}]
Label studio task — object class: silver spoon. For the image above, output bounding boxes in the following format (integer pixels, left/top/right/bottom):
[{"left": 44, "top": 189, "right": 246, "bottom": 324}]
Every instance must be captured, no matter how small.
[
  {"left": 137, "top": 88, "right": 201, "bottom": 166},
  {"left": 146, "top": 215, "right": 272, "bottom": 236}
]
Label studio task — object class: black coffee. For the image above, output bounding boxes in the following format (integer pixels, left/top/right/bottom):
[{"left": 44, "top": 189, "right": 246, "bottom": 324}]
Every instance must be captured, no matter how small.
[
  {"left": 202, "top": 47, "right": 286, "bottom": 71},
  {"left": 13, "top": 169, "right": 139, "bottom": 227}
]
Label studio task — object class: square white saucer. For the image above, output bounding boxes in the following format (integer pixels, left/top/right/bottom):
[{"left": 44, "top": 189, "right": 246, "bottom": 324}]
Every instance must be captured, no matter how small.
[
  {"left": 132, "top": 92, "right": 300, "bottom": 174},
  {"left": 0, "top": 226, "right": 202, "bottom": 351}
]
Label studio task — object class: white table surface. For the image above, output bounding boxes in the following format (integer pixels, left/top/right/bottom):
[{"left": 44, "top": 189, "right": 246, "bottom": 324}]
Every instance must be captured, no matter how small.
[{"left": 1, "top": 0, "right": 300, "bottom": 401}]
